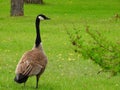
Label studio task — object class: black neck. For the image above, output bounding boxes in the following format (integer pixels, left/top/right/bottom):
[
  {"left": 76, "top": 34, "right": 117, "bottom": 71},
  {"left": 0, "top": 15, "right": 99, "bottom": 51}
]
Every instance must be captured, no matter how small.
[{"left": 35, "top": 18, "right": 41, "bottom": 47}]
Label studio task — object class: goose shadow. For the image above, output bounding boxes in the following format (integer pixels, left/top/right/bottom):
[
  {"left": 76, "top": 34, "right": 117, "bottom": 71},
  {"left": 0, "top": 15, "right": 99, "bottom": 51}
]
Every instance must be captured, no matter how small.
[{"left": 20, "top": 83, "right": 55, "bottom": 90}]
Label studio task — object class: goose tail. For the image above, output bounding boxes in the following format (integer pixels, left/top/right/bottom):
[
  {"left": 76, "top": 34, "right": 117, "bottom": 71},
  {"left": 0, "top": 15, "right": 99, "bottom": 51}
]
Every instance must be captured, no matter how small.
[{"left": 14, "top": 74, "right": 28, "bottom": 83}]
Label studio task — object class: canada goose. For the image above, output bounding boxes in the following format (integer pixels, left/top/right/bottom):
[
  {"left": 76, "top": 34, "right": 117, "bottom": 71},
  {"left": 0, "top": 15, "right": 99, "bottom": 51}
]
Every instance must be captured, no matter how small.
[{"left": 14, "top": 14, "right": 50, "bottom": 88}]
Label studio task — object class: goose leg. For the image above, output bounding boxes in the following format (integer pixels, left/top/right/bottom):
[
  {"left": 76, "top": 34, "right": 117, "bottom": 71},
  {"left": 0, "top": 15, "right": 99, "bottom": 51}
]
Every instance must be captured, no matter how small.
[
  {"left": 24, "top": 82, "right": 26, "bottom": 87},
  {"left": 36, "top": 75, "right": 40, "bottom": 88}
]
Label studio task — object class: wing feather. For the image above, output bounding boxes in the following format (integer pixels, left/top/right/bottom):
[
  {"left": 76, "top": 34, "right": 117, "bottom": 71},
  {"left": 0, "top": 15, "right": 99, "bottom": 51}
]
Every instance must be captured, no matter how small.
[
  {"left": 15, "top": 50, "right": 45, "bottom": 76},
  {"left": 15, "top": 59, "right": 43, "bottom": 76}
]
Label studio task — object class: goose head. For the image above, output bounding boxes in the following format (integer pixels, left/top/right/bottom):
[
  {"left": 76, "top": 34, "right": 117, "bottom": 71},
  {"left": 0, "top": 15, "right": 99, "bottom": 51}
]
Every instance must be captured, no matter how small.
[{"left": 37, "top": 14, "right": 50, "bottom": 21}]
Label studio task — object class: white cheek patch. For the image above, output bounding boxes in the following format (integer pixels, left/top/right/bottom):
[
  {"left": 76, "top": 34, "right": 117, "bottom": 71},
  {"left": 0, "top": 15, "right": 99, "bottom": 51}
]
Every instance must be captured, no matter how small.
[{"left": 38, "top": 16, "right": 44, "bottom": 20}]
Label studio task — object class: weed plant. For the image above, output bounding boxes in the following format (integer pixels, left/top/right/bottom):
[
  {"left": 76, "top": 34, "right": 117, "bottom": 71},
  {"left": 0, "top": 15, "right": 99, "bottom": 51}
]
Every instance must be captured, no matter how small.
[{"left": 66, "top": 25, "right": 120, "bottom": 76}]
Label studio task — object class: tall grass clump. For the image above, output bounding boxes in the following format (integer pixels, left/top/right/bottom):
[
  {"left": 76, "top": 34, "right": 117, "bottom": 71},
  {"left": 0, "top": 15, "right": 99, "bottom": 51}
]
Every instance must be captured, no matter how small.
[{"left": 66, "top": 25, "right": 120, "bottom": 76}]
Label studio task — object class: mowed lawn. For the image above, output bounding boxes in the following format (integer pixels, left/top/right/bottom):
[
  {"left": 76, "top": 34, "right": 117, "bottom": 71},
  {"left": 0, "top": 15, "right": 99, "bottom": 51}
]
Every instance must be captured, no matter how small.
[{"left": 0, "top": 0, "right": 120, "bottom": 90}]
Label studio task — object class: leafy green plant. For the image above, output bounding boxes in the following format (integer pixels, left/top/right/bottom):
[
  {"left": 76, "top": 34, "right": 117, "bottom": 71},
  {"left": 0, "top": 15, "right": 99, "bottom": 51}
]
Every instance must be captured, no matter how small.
[{"left": 66, "top": 26, "right": 120, "bottom": 76}]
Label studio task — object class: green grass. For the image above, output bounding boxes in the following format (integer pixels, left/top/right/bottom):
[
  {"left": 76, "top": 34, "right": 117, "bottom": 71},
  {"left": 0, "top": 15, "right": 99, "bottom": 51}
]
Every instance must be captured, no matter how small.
[{"left": 0, "top": 0, "right": 120, "bottom": 90}]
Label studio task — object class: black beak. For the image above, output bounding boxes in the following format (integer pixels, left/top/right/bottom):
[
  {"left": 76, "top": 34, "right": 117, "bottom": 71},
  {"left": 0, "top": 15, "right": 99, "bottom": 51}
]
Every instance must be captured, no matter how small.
[{"left": 46, "top": 17, "right": 50, "bottom": 20}]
